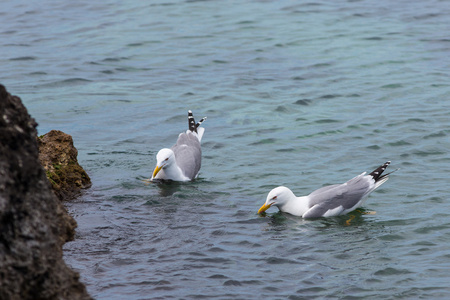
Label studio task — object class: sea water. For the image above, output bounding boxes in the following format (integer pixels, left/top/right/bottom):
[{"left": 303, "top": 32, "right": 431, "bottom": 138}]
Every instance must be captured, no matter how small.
[{"left": 2, "top": 0, "right": 450, "bottom": 298}]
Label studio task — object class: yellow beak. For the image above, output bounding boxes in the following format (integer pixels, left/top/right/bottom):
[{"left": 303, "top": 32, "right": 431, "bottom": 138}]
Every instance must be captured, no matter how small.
[
  {"left": 152, "top": 165, "right": 162, "bottom": 179},
  {"left": 258, "top": 203, "right": 273, "bottom": 214}
]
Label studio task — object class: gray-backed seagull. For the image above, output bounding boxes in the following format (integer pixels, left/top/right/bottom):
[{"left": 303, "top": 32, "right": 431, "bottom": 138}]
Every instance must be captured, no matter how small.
[
  {"left": 151, "top": 110, "right": 206, "bottom": 182},
  {"left": 258, "top": 161, "right": 395, "bottom": 218}
]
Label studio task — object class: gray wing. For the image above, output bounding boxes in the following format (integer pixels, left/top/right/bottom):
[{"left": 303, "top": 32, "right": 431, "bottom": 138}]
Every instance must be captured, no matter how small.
[
  {"left": 308, "top": 184, "right": 341, "bottom": 197},
  {"left": 303, "top": 175, "right": 372, "bottom": 218},
  {"left": 171, "top": 132, "right": 202, "bottom": 180}
]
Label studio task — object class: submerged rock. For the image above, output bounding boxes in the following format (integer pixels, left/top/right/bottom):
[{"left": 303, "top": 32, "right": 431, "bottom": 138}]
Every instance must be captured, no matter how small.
[
  {"left": 38, "top": 130, "right": 91, "bottom": 201},
  {"left": 0, "top": 84, "right": 92, "bottom": 300}
]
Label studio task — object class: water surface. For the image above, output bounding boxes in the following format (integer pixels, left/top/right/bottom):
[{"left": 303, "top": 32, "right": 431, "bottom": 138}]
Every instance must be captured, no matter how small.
[{"left": 2, "top": 0, "right": 450, "bottom": 299}]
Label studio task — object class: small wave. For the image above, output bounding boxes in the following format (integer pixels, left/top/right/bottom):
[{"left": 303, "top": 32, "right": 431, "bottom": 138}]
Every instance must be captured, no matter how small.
[
  {"left": 366, "top": 145, "right": 381, "bottom": 150},
  {"left": 223, "top": 280, "right": 242, "bottom": 286},
  {"left": 276, "top": 148, "right": 295, "bottom": 152},
  {"left": 29, "top": 71, "right": 47, "bottom": 75},
  {"left": 319, "top": 94, "right": 342, "bottom": 99},
  {"left": 208, "top": 274, "right": 228, "bottom": 279},
  {"left": 381, "top": 83, "right": 403, "bottom": 89},
  {"left": 424, "top": 130, "right": 447, "bottom": 139},
  {"left": 59, "top": 78, "right": 91, "bottom": 84},
  {"left": 223, "top": 279, "right": 262, "bottom": 286},
  {"left": 406, "top": 118, "right": 426, "bottom": 123},
  {"left": 127, "top": 42, "right": 144, "bottom": 47},
  {"left": 387, "top": 140, "right": 412, "bottom": 147},
  {"left": 249, "top": 138, "right": 277, "bottom": 146},
  {"left": 364, "top": 36, "right": 383, "bottom": 41},
  {"left": 9, "top": 56, "right": 37, "bottom": 61},
  {"left": 294, "top": 99, "right": 312, "bottom": 105},
  {"left": 266, "top": 256, "right": 299, "bottom": 264},
  {"left": 5, "top": 43, "right": 30, "bottom": 47},
  {"left": 137, "top": 280, "right": 170, "bottom": 286},
  {"left": 412, "top": 149, "right": 446, "bottom": 157},
  {"left": 374, "top": 267, "right": 413, "bottom": 276},
  {"left": 40, "top": 78, "right": 92, "bottom": 87},
  {"left": 102, "top": 57, "right": 126, "bottom": 62},
  {"left": 315, "top": 118, "right": 340, "bottom": 124}
]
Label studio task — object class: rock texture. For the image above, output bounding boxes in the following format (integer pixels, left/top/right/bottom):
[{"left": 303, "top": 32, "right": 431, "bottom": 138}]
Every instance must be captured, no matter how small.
[
  {"left": 38, "top": 130, "right": 91, "bottom": 201},
  {"left": 0, "top": 84, "right": 92, "bottom": 300}
]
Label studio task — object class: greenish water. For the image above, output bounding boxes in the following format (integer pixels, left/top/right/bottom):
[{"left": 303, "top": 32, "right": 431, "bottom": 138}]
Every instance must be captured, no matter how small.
[{"left": 2, "top": 0, "right": 450, "bottom": 299}]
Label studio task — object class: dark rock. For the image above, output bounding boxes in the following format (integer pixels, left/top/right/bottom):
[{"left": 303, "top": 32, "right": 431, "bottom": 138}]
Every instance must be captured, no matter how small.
[
  {"left": 0, "top": 84, "right": 92, "bottom": 300},
  {"left": 38, "top": 130, "right": 91, "bottom": 201}
]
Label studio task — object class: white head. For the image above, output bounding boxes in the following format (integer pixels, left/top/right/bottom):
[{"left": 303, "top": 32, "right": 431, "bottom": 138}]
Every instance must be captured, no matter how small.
[
  {"left": 258, "top": 186, "right": 295, "bottom": 214},
  {"left": 152, "top": 148, "right": 175, "bottom": 179}
]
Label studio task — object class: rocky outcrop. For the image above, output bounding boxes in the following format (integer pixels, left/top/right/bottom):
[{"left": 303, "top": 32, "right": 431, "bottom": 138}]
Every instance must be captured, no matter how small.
[
  {"left": 38, "top": 130, "right": 91, "bottom": 201},
  {"left": 0, "top": 84, "right": 92, "bottom": 300}
]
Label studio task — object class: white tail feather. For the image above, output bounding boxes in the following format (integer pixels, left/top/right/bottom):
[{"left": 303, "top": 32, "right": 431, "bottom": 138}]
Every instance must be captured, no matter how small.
[
  {"left": 196, "top": 127, "right": 205, "bottom": 142},
  {"left": 185, "top": 127, "right": 205, "bottom": 142},
  {"left": 374, "top": 176, "right": 389, "bottom": 189}
]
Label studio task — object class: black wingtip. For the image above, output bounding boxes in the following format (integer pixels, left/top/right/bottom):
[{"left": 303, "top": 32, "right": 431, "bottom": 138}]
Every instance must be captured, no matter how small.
[
  {"left": 369, "top": 161, "right": 391, "bottom": 182},
  {"left": 195, "top": 116, "right": 207, "bottom": 129},
  {"left": 188, "top": 110, "right": 206, "bottom": 133},
  {"left": 188, "top": 110, "right": 197, "bottom": 133}
]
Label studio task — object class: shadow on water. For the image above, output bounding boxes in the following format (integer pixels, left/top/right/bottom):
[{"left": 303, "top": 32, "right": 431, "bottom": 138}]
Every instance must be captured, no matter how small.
[
  {"left": 140, "top": 177, "right": 214, "bottom": 198},
  {"left": 261, "top": 208, "right": 374, "bottom": 231},
  {"left": 148, "top": 179, "right": 186, "bottom": 197}
]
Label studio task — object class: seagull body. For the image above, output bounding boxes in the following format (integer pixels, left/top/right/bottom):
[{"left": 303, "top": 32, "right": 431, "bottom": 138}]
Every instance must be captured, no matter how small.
[
  {"left": 151, "top": 111, "right": 206, "bottom": 182},
  {"left": 258, "top": 161, "right": 394, "bottom": 218}
]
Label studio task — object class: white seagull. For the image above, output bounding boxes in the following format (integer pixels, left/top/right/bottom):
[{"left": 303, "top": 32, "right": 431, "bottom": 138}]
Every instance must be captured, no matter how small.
[
  {"left": 258, "top": 161, "right": 395, "bottom": 218},
  {"left": 151, "top": 110, "right": 206, "bottom": 182}
]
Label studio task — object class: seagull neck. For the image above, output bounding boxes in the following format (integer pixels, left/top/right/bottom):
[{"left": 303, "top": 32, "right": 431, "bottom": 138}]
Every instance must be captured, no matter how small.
[
  {"left": 279, "top": 196, "right": 310, "bottom": 216},
  {"left": 164, "top": 161, "right": 189, "bottom": 181}
]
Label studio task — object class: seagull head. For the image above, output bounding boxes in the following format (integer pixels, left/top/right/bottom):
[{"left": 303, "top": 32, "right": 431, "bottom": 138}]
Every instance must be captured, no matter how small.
[
  {"left": 258, "top": 186, "right": 294, "bottom": 214},
  {"left": 152, "top": 148, "right": 175, "bottom": 179}
]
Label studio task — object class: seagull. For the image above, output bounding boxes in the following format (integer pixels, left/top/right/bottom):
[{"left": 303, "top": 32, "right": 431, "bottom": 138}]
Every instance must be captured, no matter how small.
[
  {"left": 258, "top": 161, "right": 396, "bottom": 218},
  {"left": 151, "top": 110, "right": 206, "bottom": 182}
]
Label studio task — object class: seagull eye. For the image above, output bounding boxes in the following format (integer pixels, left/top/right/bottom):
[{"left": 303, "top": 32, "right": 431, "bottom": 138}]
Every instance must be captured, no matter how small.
[
  {"left": 272, "top": 196, "right": 277, "bottom": 200},
  {"left": 164, "top": 158, "right": 169, "bottom": 161}
]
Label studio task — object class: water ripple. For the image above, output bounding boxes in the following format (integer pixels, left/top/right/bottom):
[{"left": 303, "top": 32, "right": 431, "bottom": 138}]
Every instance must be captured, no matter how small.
[{"left": 4, "top": 0, "right": 449, "bottom": 298}]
